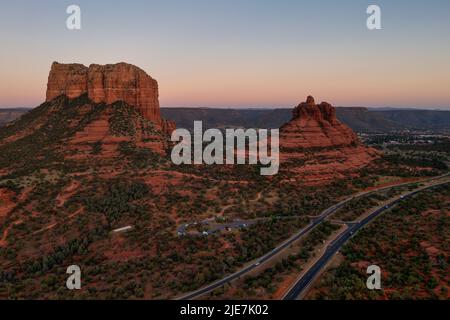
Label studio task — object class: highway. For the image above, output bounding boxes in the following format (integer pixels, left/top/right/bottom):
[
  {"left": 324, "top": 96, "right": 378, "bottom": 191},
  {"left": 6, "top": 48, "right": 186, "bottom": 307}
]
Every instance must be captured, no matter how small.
[
  {"left": 176, "top": 173, "right": 449, "bottom": 300},
  {"left": 282, "top": 179, "right": 450, "bottom": 300}
]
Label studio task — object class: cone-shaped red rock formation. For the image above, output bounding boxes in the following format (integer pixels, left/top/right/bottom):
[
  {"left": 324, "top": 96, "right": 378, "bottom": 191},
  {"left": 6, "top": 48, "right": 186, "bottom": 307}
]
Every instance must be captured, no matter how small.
[
  {"left": 281, "top": 96, "right": 358, "bottom": 149},
  {"left": 280, "top": 96, "right": 379, "bottom": 185}
]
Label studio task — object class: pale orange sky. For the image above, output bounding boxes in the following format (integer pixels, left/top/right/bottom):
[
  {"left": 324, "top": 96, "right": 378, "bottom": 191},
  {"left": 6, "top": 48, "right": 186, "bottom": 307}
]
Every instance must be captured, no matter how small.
[{"left": 1, "top": 1, "right": 450, "bottom": 109}]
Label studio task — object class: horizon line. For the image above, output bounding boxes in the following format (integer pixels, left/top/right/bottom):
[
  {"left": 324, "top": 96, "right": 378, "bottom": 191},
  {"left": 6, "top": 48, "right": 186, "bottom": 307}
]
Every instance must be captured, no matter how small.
[{"left": 1, "top": 105, "right": 450, "bottom": 111}]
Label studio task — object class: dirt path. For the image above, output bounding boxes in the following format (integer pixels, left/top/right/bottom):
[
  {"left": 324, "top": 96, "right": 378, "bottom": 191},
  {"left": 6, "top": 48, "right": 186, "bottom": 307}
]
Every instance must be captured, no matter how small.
[{"left": 32, "top": 207, "right": 83, "bottom": 236}]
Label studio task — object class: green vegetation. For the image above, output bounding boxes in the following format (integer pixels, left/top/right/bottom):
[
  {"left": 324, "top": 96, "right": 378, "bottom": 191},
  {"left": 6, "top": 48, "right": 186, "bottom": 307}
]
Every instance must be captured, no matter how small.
[
  {"left": 308, "top": 183, "right": 450, "bottom": 300},
  {"left": 109, "top": 104, "right": 137, "bottom": 136},
  {"left": 83, "top": 179, "right": 150, "bottom": 225},
  {"left": 109, "top": 102, "right": 157, "bottom": 137},
  {"left": 210, "top": 221, "right": 340, "bottom": 298},
  {"left": 365, "top": 134, "right": 450, "bottom": 176},
  {"left": 0, "top": 94, "right": 104, "bottom": 175},
  {"left": 333, "top": 186, "right": 411, "bottom": 221},
  {"left": 384, "top": 154, "right": 447, "bottom": 171},
  {"left": 91, "top": 141, "right": 102, "bottom": 155},
  {"left": 118, "top": 141, "right": 166, "bottom": 169},
  {"left": 233, "top": 218, "right": 309, "bottom": 262}
]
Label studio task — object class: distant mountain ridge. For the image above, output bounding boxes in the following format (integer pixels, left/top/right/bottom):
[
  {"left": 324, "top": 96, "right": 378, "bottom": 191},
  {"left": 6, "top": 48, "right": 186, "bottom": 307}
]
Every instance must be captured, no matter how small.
[
  {"left": 336, "top": 107, "right": 406, "bottom": 132},
  {"left": 2, "top": 106, "right": 449, "bottom": 133},
  {"left": 371, "top": 109, "right": 450, "bottom": 130},
  {"left": 0, "top": 108, "right": 32, "bottom": 127},
  {"left": 160, "top": 107, "right": 450, "bottom": 132}
]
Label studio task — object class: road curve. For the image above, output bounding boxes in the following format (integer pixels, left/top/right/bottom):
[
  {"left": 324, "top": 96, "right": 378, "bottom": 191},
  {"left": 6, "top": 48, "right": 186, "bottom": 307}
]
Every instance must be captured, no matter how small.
[
  {"left": 176, "top": 173, "right": 449, "bottom": 300},
  {"left": 282, "top": 179, "right": 450, "bottom": 300}
]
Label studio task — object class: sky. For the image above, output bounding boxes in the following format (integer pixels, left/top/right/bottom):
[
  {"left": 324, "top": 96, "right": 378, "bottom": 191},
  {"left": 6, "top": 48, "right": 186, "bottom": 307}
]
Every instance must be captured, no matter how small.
[{"left": 0, "top": 0, "right": 449, "bottom": 109}]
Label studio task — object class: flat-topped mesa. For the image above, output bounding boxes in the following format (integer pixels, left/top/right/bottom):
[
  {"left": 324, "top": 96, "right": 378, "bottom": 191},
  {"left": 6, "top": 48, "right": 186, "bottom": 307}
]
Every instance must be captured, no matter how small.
[
  {"left": 281, "top": 96, "right": 359, "bottom": 149},
  {"left": 46, "top": 62, "right": 175, "bottom": 133}
]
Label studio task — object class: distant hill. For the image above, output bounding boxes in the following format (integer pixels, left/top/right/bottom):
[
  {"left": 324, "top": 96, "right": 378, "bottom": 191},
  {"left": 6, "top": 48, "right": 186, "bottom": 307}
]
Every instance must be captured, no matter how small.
[
  {"left": 159, "top": 108, "right": 283, "bottom": 130},
  {"left": 161, "top": 107, "right": 449, "bottom": 133},
  {"left": 336, "top": 107, "right": 406, "bottom": 132},
  {"left": 0, "top": 108, "right": 31, "bottom": 127},
  {"left": 2, "top": 106, "right": 449, "bottom": 133},
  {"left": 371, "top": 110, "right": 450, "bottom": 130}
]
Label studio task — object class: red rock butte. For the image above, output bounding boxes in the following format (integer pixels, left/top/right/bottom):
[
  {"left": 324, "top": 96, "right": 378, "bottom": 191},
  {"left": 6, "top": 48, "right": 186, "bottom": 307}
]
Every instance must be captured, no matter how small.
[
  {"left": 281, "top": 95, "right": 359, "bottom": 149},
  {"left": 46, "top": 62, "right": 175, "bottom": 134},
  {"left": 280, "top": 96, "right": 379, "bottom": 185}
]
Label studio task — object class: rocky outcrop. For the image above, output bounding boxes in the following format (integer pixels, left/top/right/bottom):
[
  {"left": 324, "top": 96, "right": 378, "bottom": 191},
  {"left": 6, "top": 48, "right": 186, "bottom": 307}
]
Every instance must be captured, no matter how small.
[
  {"left": 46, "top": 63, "right": 88, "bottom": 101},
  {"left": 280, "top": 96, "right": 379, "bottom": 185},
  {"left": 280, "top": 96, "right": 359, "bottom": 149},
  {"left": 46, "top": 62, "right": 175, "bottom": 134}
]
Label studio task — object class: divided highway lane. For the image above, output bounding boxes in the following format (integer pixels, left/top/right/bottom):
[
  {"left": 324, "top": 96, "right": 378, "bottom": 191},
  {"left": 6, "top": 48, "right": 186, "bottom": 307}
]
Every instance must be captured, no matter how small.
[
  {"left": 283, "top": 179, "right": 450, "bottom": 300},
  {"left": 176, "top": 174, "right": 449, "bottom": 300}
]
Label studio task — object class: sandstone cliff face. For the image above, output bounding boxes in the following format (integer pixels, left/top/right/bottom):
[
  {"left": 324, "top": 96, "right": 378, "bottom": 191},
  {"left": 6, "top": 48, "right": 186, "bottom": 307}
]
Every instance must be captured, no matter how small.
[
  {"left": 46, "top": 63, "right": 88, "bottom": 101},
  {"left": 280, "top": 96, "right": 358, "bottom": 149},
  {"left": 46, "top": 62, "right": 175, "bottom": 134},
  {"left": 280, "top": 96, "right": 379, "bottom": 185}
]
